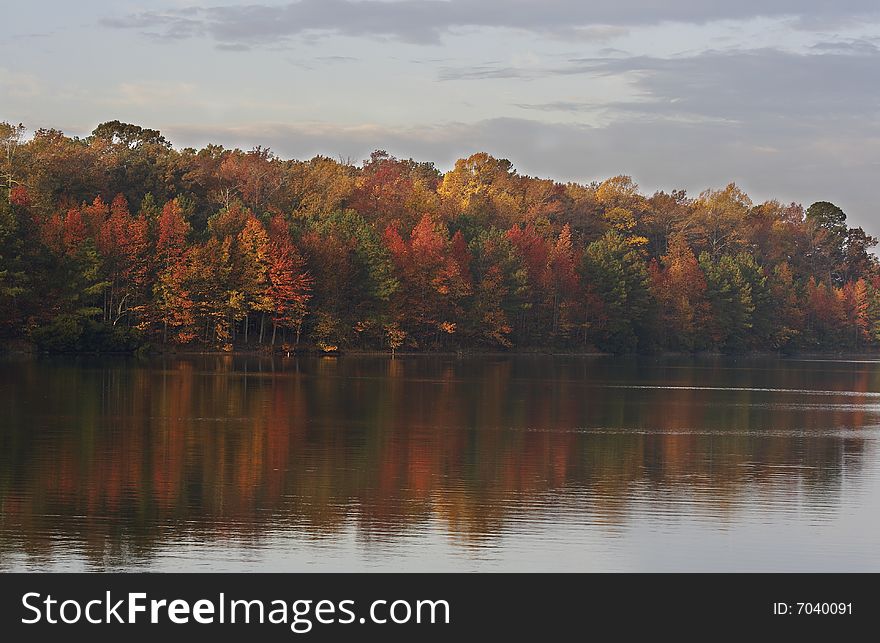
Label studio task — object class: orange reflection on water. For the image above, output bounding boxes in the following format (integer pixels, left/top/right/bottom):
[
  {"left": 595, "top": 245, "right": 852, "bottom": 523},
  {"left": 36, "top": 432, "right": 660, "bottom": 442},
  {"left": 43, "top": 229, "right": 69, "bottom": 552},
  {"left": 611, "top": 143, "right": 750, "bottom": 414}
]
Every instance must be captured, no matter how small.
[{"left": 0, "top": 355, "right": 874, "bottom": 565}]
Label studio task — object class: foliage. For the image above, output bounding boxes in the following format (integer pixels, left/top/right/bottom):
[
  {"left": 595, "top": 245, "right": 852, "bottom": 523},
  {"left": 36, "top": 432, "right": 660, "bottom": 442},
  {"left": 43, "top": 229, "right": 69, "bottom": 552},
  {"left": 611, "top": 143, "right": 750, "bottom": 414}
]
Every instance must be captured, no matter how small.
[{"left": 2, "top": 120, "right": 878, "bottom": 353}]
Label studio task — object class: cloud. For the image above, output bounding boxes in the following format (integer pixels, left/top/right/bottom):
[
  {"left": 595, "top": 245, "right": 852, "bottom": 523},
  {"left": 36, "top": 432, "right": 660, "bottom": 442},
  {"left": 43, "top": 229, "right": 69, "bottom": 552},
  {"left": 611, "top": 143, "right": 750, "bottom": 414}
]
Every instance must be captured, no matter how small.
[
  {"left": 441, "top": 46, "right": 880, "bottom": 126},
  {"left": 438, "top": 65, "right": 536, "bottom": 81},
  {"left": 101, "top": 0, "right": 880, "bottom": 46},
  {"left": 516, "top": 101, "right": 600, "bottom": 113},
  {"left": 587, "top": 48, "right": 880, "bottom": 122},
  {"left": 809, "top": 38, "right": 880, "bottom": 54}
]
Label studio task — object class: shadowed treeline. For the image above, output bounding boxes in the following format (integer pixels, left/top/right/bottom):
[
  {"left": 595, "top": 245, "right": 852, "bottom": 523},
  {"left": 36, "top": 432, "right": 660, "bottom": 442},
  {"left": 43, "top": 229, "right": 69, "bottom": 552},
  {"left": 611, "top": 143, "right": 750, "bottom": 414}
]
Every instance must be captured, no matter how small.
[{"left": 0, "top": 356, "right": 874, "bottom": 568}]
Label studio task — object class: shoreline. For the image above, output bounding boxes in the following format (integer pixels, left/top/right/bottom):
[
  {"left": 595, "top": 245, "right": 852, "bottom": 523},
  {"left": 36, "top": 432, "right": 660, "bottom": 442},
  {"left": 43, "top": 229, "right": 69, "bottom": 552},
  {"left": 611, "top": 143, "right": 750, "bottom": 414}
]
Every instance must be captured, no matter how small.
[{"left": 3, "top": 340, "right": 879, "bottom": 360}]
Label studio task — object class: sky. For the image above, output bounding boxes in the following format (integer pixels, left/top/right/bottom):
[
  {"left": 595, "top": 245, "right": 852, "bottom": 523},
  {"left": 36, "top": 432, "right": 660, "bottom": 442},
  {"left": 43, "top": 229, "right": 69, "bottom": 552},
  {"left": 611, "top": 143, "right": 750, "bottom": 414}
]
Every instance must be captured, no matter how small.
[{"left": 2, "top": 0, "right": 879, "bottom": 235}]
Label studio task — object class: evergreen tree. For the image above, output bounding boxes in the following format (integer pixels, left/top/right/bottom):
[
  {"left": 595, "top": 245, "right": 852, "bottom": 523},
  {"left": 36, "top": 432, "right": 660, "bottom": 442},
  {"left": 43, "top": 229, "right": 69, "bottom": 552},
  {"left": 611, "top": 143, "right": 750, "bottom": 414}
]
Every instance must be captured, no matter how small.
[{"left": 582, "top": 230, "right": 652, "bottom": 352}]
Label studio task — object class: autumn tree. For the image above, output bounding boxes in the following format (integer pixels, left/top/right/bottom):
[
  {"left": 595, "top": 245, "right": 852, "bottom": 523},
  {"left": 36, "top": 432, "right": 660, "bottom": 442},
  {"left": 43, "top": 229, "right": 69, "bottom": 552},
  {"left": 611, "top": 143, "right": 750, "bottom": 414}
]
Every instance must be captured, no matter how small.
[
  {"left": 649, "top": 233, "right": 711, "bottom": 350},
  {"left": 218, "top": 147, "right": 284, "bottom": 213},
  {"left": 804, "top": 278, "right": 846, "bottom": 347},
  {"left": 840, "top": 279, "right": 871, "bottom": 347},
  {"left": 596, "top": 175, "right": 649, "bottom": 247},
  {"left": 284, "top": 156, "right": 355, "bottom": 221},
  {"left": 3, "top": 120, "right": 880, "bottom": 355},
  {"left": 186, "top": 236, "right": 237, "bottom": 347},
  {"left": 151, "top": 198, "right": 194, "bottom": 343},
  {"left": 545, "top": 224, "right": 580, "bottom": 339},
  {"left": 266, "top": 214, "right": 312, "bottom": 346},
  {"left": 236, "top": 214, "right": 273, "bottom": 343},
  {"left": 349, "top": 150, "right": 440, "bottom": 229},
  {"left": 691, "top": 184, "right": 751, "bottom": 258},
  {"left": 642, "top": 189, "right": 692, "bottom": 257},
  {"left": 95, "top": 194, "right": 150, "bottom": 326},
  {"left": 385, "top": 214, "right": 472, "bottom": 348},
  {"left": 438, "top": 153, "right": 522, "bottom": 227}
]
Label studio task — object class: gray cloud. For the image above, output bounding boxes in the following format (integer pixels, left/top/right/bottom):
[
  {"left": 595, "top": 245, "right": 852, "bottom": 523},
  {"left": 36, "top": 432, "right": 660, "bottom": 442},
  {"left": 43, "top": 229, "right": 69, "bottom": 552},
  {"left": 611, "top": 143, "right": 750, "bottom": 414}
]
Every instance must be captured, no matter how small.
[
  {"left": 589, "top": 48, "right": 880, "bottom": 122},
  {"left": 438, "top": 65, "right": 534, "bottom": 81},
  {"left": 516, "top": 101, "right": 599, "bottom": 113},
  {"left": 102, "top": 0, "right": 880, "bottom": 46},
  {"left": 443, "top": 46, "right": 880, "bottom": 127},
  {"left": 809, "top": 38, "right": 880, "bottom": 54}
]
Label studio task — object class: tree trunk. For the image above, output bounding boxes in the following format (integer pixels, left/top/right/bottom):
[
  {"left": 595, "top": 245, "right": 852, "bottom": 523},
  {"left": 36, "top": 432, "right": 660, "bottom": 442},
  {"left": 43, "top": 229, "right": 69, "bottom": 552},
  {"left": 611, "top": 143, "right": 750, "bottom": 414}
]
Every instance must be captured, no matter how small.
[
  {"left": 244, "top": 314, "right": 249, "bottom": 345},
  {"left": 271, "top": 323, "right": 277, "bottom": 346},
  {"left": 259, "top": 314, "right": 265, "bottom": 344}
]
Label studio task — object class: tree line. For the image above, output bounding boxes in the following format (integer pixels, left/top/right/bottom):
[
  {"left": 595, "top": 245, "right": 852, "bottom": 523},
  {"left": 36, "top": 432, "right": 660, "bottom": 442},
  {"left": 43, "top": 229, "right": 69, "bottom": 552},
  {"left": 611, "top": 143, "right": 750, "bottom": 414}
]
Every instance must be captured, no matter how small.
[{"left": 1, "top": 120, "right": 878, "bottom": 353}]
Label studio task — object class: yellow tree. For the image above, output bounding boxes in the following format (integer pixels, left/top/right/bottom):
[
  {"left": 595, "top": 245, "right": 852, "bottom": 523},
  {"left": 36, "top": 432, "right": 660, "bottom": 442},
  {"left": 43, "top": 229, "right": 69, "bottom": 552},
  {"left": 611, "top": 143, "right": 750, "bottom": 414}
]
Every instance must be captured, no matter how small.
[{"left": 691, "top": 183, "right": 751, "bottom": 258}]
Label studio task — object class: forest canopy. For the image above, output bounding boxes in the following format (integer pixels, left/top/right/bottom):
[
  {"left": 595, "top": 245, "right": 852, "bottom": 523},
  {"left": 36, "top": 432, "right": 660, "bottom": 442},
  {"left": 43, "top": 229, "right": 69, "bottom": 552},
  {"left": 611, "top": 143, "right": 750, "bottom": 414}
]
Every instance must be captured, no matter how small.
[{"left": 1, "top": 120, "right": 878, "bottom": 353}]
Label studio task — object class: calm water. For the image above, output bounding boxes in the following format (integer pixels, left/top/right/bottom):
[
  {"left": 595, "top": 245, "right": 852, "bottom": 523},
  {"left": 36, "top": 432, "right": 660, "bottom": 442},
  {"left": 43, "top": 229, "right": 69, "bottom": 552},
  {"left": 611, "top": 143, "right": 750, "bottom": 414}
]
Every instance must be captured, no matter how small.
[{"left": 1, "top": 354, "right": 879, "bottom": 572}]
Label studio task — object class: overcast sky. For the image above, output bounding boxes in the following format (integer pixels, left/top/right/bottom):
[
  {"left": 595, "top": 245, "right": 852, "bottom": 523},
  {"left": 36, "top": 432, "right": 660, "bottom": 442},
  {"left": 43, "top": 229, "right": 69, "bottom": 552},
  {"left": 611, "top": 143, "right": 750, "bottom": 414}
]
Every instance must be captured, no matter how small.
[{"left": 2, "top": 0, "right": 879, "bottom": 235}]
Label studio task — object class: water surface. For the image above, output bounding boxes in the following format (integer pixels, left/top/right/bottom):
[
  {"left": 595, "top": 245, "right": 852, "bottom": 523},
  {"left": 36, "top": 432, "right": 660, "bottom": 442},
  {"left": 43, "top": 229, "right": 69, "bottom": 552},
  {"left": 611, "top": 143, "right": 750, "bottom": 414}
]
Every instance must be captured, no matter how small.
[{"left": 1, "top": 355, "right": 878, "bottom": 572}]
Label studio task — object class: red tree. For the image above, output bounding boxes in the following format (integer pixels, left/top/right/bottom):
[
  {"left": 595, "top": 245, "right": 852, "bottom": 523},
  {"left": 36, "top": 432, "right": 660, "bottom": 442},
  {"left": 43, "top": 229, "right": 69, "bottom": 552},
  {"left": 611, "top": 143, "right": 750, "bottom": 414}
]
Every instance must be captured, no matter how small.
[{"left": 266, "top": 214, "right": 312, "bottom": 346}]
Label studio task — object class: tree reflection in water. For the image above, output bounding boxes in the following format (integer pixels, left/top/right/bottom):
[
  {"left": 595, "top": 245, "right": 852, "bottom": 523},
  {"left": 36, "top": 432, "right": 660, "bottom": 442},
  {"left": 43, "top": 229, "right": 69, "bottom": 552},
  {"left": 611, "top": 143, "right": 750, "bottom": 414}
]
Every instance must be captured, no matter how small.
[{"left": 0, "top": 355, "right": 875, "bottom": 569}]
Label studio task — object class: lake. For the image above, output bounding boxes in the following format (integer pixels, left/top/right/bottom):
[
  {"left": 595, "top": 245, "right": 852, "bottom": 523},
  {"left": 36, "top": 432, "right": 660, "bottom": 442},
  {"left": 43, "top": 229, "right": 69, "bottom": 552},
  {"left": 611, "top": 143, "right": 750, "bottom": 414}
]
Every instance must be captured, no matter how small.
[{"left": 1, "top": 354, "right": 878, "bottom": 572}]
